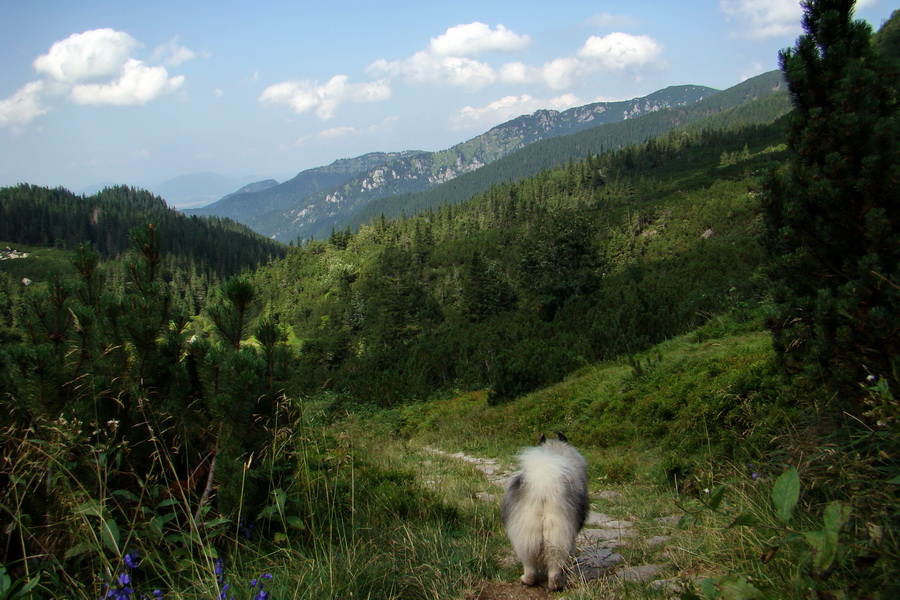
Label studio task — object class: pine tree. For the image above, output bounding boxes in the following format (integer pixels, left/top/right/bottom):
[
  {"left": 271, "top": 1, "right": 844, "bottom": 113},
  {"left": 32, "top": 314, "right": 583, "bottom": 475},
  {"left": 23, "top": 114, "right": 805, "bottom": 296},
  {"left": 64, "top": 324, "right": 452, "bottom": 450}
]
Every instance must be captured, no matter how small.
[{"left": 762, "top": 0, "right": 899, "bottom": 397}]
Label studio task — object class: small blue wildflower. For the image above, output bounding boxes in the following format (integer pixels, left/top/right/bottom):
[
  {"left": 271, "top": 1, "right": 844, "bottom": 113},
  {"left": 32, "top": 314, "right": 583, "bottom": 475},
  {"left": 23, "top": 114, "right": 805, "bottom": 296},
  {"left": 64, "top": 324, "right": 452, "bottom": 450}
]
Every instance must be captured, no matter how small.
[
  {"left": 219, "top": 582, "right": 235, "bottom": 600},
  {"left": 240, "top": 517, "right": 256, "bottom": 541},
  {"left": 215, "top": 557, "right": 225, "bottom": 577},
  {"left": 123, "top": 551, "right": 140, "bottom": 570},
  {"left": 248, "top": 572, "right": 274, "bottom": 600},
  {"left": 752, "top": 472, "right": 760, "bottom": 481},
  {"left": 118, "top": 573, "right": 131, "bottom": 586}
]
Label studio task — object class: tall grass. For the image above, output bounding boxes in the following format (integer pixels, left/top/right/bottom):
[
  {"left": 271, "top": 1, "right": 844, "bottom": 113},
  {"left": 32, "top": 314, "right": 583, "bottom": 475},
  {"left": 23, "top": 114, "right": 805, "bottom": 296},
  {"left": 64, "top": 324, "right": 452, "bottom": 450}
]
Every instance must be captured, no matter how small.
[
  {"left": 361, "top": 314, "right": 898, "bottom": 599},
  {"left": 0, "top": 397, "right": 502, "bottom": 599}
]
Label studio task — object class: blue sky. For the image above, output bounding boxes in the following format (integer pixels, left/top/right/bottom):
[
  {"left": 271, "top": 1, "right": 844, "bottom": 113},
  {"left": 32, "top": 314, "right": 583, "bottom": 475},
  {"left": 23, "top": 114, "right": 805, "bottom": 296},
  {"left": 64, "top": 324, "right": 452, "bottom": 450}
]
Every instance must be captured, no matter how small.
[{"left": 0, "top": 0, "right": 891, "bottom": 203}]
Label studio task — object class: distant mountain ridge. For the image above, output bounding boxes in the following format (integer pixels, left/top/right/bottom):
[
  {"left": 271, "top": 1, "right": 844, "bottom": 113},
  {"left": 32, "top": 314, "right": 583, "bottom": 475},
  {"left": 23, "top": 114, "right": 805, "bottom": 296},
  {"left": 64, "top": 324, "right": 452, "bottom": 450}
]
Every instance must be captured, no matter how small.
[
  {"left": 352, "top": 70, "right": 789, "bottom": 229},
  {"left": 194, "top": 84, "right": 719, "bottom": 242}
]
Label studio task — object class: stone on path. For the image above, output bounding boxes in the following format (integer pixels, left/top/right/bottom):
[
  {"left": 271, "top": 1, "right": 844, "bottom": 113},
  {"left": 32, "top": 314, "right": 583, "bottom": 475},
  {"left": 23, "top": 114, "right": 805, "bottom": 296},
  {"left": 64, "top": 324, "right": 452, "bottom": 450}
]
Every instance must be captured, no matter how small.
[
  {"left": 646, "top": 534, "right": 672, "bottom": 547},
  {"left": 572, "top": 547, "right": 624, "bottom": 580},
  {"left": 614, "top": 564, "right": 666, "bottom": 583},
  {"left": 656, "top": 514, "right": 682, "bottom": 527}
]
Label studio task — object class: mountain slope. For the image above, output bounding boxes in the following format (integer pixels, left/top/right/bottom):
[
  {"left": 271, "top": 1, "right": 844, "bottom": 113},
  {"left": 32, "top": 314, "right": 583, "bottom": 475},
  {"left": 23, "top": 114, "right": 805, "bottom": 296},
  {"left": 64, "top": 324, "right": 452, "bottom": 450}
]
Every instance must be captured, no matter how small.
[
  {"left": 186, "top": 151, "right": 425, "bottom": 228},
  {"left": 0, "top": 184, "right": 286, "bottom": 277},
  {"left": 349, "top": 70, "right": 788, "bottom": 230},
  {"left": 198, "top": 85, "right": 718, "bottom": 242}
]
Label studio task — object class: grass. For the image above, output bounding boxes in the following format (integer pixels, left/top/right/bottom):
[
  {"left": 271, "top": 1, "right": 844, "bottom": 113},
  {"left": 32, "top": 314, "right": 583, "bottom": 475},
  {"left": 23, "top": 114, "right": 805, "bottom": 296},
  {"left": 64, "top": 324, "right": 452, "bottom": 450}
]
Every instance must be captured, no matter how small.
[
  {"left": 361, "top": 312, "right": 897, "bottom": 599},
  {"left": 3, "top": 312, "right": 896, "bottom": 599},
  {"left": 1, "top": 397, "right": 506, "bottom": 599},
  {"left": 0, "top": 240, "right": 75, "bottom": 283}
]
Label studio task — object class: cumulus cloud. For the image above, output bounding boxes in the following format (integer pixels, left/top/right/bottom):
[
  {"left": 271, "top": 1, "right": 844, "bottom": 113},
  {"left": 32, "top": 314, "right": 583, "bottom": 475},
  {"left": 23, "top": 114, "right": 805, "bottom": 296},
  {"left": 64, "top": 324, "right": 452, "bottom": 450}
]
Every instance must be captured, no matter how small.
[
  {"left": 496, "top": 32, "right": 663, "bottom": 91},
  {"left": 367, "top": 22, "right": 530, "bottom": 89},
  {"left": 373, "top": 51, "right": 497, "bottom": 88},
  {"left": 71, "top": 59, "right": 185, "bottom": 105},
  {"left": 34, "top": 29, "right": 138, "bottom": 83},
  {"left": 259, "top": 75, "right": 391, "bottom": 119},
  {"left": 539, "top": 57, "right": 587, "bottom": 90},
  {"left": 498, "top": 61, "right": 530, "bottom": 84},
  {"left": 451, "top": 92, "right": 583, "bottom": 130},
  {"left": 428, "top": 22, "right": 531, "bottom": 57},
  {"left": 0, "top": 81, "right": 48, "bottom": 130},
  {"left": 0, "top": 28, "right": 190, "bottom": 129},
  {"left": 578, "top": 32, "right": 664, "bottom": 71},
  {"left": 367, "top": 52, "right": 494, "bottom": 89}
]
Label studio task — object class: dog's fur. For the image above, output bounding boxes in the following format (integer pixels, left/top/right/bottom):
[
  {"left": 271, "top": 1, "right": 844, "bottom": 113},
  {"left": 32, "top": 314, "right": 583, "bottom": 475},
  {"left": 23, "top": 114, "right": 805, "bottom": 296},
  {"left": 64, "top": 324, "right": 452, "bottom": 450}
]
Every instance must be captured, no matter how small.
[{"left": 501, "top": 433, "right": 589, "bottom": 591}]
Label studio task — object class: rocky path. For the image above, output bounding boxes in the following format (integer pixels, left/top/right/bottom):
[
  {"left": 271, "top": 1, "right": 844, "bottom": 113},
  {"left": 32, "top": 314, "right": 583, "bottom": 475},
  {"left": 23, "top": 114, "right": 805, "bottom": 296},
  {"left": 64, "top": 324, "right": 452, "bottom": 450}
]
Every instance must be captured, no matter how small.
[{"left": 423, "top": 447, "right": 686, "bottom": 599}]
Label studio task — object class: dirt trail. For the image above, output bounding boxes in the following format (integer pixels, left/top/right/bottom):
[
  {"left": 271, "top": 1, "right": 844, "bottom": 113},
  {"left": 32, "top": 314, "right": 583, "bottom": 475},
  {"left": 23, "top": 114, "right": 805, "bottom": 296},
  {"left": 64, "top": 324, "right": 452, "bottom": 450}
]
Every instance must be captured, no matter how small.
[{"left": 423, "top": 447, "right": 685, "bottom": 599}]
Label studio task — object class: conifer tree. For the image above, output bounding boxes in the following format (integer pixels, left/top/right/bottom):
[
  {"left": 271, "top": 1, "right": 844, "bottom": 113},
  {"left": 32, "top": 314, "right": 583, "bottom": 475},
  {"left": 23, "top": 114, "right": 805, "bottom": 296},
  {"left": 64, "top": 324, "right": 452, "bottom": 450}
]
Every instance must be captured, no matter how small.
[{"left": 762, "top": 0, "right": 899, "bottom": 396}]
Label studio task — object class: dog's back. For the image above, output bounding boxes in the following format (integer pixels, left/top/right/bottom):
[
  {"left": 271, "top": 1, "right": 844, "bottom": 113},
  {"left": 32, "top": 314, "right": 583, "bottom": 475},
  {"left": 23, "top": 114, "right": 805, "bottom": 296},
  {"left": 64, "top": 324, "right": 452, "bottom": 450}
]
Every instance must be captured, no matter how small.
[{"left": 501, "top": 434, "right": 588, "bottom": 590}]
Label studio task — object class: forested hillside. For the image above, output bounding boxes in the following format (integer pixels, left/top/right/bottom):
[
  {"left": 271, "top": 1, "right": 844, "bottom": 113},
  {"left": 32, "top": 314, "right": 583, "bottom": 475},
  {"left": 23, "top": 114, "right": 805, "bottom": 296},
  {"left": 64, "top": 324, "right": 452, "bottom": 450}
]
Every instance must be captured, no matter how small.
[
  {"left": 0, "top": 184, "right": 286, "bottom": 278},
  {"left": 253, "top": 119, "right": 788, "bottom": 405},
  {"left": 349, "top": 70, "right": 789, "bottom": 231}
]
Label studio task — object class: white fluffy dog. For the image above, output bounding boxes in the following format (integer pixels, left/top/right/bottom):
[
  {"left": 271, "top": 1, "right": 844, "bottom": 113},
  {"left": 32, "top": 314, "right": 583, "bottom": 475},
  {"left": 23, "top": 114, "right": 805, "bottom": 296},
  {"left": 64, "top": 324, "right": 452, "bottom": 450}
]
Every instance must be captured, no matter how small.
[{"left": 501, "top": 433, "right": 589, "bottom": 590}]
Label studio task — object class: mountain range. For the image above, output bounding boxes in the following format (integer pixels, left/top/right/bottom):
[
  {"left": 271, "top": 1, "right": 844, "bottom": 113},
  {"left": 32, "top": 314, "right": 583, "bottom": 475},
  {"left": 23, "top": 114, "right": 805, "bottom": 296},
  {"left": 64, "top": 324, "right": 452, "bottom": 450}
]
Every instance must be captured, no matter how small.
[{"left": 188, "top": 71, "right": 787, "bottom": 243}]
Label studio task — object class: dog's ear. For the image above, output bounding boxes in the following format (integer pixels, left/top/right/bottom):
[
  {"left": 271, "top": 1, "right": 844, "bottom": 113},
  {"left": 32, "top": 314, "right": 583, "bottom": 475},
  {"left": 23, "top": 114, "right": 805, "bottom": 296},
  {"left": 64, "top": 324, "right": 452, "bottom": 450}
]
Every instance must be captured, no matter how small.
[
  {"left": 539, "top": 433, "right": 547, "bottom": 444},
  {"left": 557, "top": 432, "right": 569, "bottom": 443}
]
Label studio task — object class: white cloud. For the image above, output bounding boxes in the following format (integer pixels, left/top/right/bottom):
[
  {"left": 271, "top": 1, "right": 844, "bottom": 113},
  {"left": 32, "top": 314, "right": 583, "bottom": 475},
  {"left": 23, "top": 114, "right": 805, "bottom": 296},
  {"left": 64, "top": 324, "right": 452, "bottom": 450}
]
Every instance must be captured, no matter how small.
[
  {"left": 720, "top": 0, "right": 878, "bottom": 40},
  {"left": 547, "top": 93, "right": 583, "bottom": 111},
  {"left": 151, "top": 36, "right": 196, "bottom": 67},
  {"left": 578, "top": 32, "right": 663, "bottom": 71},
  {"left": 214, "top": 88, "right": 225, "bottom": 99},
  {"left": 367, "top": 22, "right": 531, "bottom": 89},
  {"left": 33, "top": 28, "right": 138, "bottom": 83},
  {"left": 2, "top": 28, "right": 189, "bottom": 129},
  {"left": 70, "top": 59, "right": 184, "bottom": 105},
  {"left": 719, "top": 0, "right": 803, "bottom": 39},
  {"left": 368, "top": 50, "right": 497, "bottom": 89},
  {"left": 497, "top": 32, "right": 663, "bottom": 90},
  {"left": 498, "top": 61, "right": 530, "bottom": 84},
  {"left": 451, "top": 92, "right": 583, "bottom": 130},
  {"left": 428, "top": 22, "right": 531, "bottom": 57},
  {"left": 540, "top": 57, "right": 586, "bottom": 90},
  {"left": 0, "top": 81, "right": 48, "bottom": 130},
  {"left": 454, "top": 94, "right": 536, "bottom": 128},
  {"left": 259, "top": 75, "right": 391, "bottom": 119}
]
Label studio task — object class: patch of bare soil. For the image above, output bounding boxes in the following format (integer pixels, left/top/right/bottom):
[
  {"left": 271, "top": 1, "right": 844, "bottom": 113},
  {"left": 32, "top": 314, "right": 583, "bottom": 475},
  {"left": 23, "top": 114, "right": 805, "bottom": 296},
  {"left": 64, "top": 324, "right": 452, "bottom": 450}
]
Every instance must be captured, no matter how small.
[{"left": 465, "top": 581, "right": 556, "bottom": 600}]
